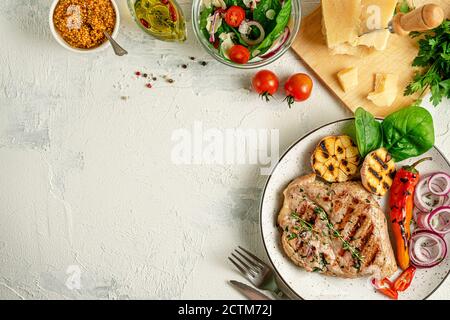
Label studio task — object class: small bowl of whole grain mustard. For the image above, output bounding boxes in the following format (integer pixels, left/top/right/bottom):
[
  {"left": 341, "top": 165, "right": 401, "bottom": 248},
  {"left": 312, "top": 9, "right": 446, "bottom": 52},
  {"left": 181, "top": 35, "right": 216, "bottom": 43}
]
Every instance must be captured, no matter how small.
[{"left": 49, "top": 0, "right": 120, "bottom": 53}]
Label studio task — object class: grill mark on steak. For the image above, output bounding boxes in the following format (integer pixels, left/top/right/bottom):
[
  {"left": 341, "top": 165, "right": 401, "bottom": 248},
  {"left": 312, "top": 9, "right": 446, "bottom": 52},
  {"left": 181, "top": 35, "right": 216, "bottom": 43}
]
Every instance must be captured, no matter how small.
[
  {"left": 356, "top": 224, "right": 374, "bottom": 253},
  {"left": 364, "top": 247, "right": 379, "bottom": 268},
  {"left": 347, "top": 214, "right": 367, "bottom": 240},
  {"left": 337, "top": 206, "right": 355, "bottom": 231}
]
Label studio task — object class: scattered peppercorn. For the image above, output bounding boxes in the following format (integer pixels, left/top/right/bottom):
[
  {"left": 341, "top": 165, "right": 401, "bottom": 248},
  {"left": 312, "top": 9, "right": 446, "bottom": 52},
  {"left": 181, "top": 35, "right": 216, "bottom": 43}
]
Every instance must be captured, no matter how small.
[
  {"left": 152, "top": 77, "right": 157, "bottom": 81},
  {"left": 189, "top": 56, "right": 195, "bottom": 60},
  {"left": 200, "top": 61, "right": 207, "bottom": 66},
  {"left": 143, "top": 73, "right": 148, "bottom": 78},
  {"left": 181, "top": 64, "right": 187, "bottom": 69},
  {"left": 167, "top": 78, "right": 174, "bottom": 84}
]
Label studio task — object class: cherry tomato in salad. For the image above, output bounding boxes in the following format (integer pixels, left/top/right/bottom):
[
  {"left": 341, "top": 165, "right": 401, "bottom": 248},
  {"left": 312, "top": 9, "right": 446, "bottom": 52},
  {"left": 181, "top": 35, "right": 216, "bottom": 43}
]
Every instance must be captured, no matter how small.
[
  {"left": 229, "top": 45, "right": 250, "bottom": 64},
  {"left": 371, "top": 278, "right": 398, "bottom": 300},
  {"left": 284, "top": 73, "right": 313, "bottom": 108},
  {"left": 393, "top": 266, "right": 416, "bottom": 292},
  {"left": 224, "top": 6, "right": 246, "bottom": 28},
  {"left": 252, "top": 70, "right": 279, "bottom": 101}
]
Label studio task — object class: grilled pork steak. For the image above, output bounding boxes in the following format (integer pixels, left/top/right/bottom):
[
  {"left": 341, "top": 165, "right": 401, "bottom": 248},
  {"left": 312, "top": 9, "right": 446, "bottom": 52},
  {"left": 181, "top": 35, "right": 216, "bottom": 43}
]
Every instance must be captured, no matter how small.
[{"left": 278, "top": 174, "right": 397, "bottom": 278}]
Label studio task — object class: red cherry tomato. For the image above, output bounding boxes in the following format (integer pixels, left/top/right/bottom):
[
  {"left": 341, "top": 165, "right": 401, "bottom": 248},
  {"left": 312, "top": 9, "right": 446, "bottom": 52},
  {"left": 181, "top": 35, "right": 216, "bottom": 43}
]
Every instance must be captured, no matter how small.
[
  {"left": 225, "top": 6, "right": 246, "bottom": 27},
  {"left": 229, "top": 45, "right": 250, "bottom": 64},
  {"left": 393, "top": 266, "right": 416, "bottom": 292},
  {"left": 284, "top": 73, "right": 313, "bottom": 107},
  {"left": 252, "top": 70, "right": 279, "bottom": 101}
]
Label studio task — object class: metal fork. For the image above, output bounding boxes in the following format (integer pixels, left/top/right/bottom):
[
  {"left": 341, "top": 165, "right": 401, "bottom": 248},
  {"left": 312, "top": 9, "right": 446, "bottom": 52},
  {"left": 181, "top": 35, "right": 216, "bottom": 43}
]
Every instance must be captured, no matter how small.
[{"left": 228, "top": 246, "right": 287, "bottom": 299}]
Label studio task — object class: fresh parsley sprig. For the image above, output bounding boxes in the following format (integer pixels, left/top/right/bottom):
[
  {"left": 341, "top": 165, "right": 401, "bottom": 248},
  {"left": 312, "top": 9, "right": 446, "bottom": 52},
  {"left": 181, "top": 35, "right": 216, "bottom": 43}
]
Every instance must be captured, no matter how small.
[{"left": 404, "top": 20, "right": 450, "bottom": 106}]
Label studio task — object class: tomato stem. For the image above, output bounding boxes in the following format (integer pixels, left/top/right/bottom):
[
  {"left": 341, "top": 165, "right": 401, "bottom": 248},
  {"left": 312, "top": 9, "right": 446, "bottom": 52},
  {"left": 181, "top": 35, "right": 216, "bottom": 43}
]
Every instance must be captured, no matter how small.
[
  {"left": 260, "top": 92, "right": 272, "bottom": 102},
  {"left": 283, "top": 96, "right": 295, "bottom": 108}
]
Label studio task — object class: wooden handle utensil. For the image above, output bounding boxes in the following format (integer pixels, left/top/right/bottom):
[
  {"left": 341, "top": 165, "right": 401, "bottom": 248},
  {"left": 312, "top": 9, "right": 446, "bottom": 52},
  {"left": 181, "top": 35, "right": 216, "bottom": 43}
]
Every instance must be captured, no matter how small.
[{"left": 392, "top": 4, "right": 445, "bottom": 36}]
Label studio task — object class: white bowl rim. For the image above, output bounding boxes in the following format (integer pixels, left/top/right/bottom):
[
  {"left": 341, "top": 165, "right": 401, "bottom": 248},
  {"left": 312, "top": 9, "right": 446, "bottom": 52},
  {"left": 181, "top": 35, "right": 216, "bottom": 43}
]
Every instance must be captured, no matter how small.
[{"left": 49, "top": 0, "right": 120, "bottom": 54}]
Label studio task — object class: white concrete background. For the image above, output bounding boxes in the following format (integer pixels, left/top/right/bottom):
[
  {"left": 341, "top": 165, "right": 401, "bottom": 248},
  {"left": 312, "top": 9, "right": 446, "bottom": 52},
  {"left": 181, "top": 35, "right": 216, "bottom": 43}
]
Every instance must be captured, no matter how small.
[{"left": 0, "top": 0, "right": 449, "bottom": 299}]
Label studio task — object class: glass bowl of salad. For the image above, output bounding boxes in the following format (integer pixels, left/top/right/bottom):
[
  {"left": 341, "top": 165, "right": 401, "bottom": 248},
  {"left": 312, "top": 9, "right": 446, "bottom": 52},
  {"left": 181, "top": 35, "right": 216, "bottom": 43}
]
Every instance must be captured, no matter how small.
[
  {"left": 127, "top": 0, "right": 187, "bottom": 42},
  {"left": 192, "top": 0, "right": 301, "bottom": 68}
]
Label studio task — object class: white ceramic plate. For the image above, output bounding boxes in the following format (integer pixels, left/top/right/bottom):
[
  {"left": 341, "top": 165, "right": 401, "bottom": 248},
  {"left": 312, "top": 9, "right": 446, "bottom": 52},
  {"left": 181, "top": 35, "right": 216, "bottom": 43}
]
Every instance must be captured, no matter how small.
[{"left": 260, "top": 119, "right": 450, "bottom": 300}]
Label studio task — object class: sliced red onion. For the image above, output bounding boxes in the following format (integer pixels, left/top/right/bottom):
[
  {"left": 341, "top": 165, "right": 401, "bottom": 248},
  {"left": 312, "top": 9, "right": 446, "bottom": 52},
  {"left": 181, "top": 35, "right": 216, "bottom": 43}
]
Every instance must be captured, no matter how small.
[
  {"left": 428, "top": 172, "right": 450, "bottom": 196},
  {"left": 259, "top": 27, "right": 290, "bottom": 59},
  {"left": 426, "top": 206, "right": 450, "bottom": 235},
  {"left": 209, "top": 10, "right": 223, "bottom": 43},
  {"left": 240, "top": 21, "right": 265, "bottom": 46},
  {"left": 414, "top": 176, "right": 448, "bottom": 212},
  {"left": 409, "top": 230, "right": 447, "bottom": 268}
]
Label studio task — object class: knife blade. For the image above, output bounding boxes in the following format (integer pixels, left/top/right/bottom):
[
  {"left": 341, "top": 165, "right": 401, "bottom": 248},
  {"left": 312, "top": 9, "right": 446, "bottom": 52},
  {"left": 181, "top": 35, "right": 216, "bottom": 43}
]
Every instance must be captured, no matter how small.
[{"left": 229, "top": 280, "right": 273, "bottom": 300}]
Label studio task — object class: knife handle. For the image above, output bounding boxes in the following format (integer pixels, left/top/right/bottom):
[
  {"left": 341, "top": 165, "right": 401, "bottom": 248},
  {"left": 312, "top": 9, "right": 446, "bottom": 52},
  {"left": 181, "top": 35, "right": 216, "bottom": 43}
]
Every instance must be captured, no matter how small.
[{"left": 392, "top": 4, "right": 444, "bottom": 36}]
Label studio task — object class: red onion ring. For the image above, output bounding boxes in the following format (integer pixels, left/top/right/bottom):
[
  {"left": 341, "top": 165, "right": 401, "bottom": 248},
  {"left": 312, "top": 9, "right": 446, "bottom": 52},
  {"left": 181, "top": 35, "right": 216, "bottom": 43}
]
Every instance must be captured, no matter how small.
[
  {"left": 409, "top": 230, "right": 447, "bottom": 268},
  {"left": 428, "top": 172, "right": 450, "bottom": 196},
  {"left": 241, "top": 21, "right": 265, "bottom": 46},
  {"left": 427, "top": 206, "right": 450, "bottom": 235},
  {"left": 414, "top": 176, "right": 448, "bottom": 212}
]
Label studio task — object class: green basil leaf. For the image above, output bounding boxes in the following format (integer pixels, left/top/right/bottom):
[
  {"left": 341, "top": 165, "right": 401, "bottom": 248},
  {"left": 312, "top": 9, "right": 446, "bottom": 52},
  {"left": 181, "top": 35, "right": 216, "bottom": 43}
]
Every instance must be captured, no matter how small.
[
  {"left": 354, "top": 107, "right": 383, "bottom": 157},
  {"left": 382, "top": 106, "right": 435, "bottom": 162}
]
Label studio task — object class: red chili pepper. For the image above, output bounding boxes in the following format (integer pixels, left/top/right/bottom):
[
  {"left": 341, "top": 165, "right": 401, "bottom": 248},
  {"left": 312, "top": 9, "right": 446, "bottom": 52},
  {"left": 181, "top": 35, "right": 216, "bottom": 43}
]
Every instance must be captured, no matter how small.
[
  {"left": 371, "top": 278, "right": 398, "bottom": 300},
  {"left": 388, "top": 157, "right": 432, "bottom": 270},
  {"left": 161, "top": 0, "right": 169, "bottom": 4},
  {"left": 168, "top": 2, "right": 177, "bottom": 22},
  {"left": 393, "top": 266, "right": 416, "bottom": 292},
  {"left": 140, "top": 18, "right": 149, "bottom": 29}
]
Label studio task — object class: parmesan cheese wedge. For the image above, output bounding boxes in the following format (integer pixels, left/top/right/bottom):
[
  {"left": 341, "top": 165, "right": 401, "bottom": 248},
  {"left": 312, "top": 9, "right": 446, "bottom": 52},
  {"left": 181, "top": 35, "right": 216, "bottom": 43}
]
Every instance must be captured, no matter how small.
[
  {"left": 337, "top": 67, "right": 359, "bottom": 92},
  {"left": 321, "top": 0, "right": 396, "bottom": 54},
  {"left": 356, "top": 29, "right": 390, "bottom": 51},
  {"left": 322, "top": 0, "right": 361, "bottom": 49},
  {"left": 367, "top": 73, "right": 398, "bottom": 107}
]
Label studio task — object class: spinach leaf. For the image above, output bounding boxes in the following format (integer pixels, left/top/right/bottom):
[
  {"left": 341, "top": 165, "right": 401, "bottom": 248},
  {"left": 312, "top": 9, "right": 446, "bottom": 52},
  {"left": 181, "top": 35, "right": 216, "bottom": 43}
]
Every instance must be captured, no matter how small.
[
  {"left": 252, "top": 0, "right": 291, "bottom": 55},
  {"left": 229, "top": 26, "right": 249, "bottom": 46},
  {"left": 253, "top": 0, "right": 282, "bottom": 32},
  {"left": 381, "top": 106, "right": 435, "bottom": 162},
  {"left": 354, "top": 107, "right": 383, "bottom": 157}
]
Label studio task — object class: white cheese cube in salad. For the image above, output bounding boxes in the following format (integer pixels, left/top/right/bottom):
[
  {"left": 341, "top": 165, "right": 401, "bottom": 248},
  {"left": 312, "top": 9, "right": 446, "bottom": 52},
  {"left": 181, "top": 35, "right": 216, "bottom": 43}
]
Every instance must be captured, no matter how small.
[{"left": 219, "top": 32, "right": 235, "bottom": 59}]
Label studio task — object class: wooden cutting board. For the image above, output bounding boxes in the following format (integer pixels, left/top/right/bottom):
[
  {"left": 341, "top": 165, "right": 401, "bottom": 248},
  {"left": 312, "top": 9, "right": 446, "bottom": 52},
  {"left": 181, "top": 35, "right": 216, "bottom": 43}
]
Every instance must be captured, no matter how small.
[{"left": 291, "top": 6, "right": 423, "bottom": 118}]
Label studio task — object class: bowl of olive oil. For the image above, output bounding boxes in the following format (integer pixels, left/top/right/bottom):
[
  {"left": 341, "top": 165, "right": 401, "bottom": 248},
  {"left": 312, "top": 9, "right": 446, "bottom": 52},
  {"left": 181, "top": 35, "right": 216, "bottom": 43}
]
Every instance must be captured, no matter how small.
[{"left": 127, "top": 0, "right": 186, "bottom": 42}]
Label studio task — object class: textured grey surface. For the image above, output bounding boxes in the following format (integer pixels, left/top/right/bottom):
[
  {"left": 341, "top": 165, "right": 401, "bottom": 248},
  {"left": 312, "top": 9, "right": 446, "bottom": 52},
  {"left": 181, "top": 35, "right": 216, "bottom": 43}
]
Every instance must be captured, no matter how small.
[{"left": 0, "top": 0, "right": 448, "bottom": 299}]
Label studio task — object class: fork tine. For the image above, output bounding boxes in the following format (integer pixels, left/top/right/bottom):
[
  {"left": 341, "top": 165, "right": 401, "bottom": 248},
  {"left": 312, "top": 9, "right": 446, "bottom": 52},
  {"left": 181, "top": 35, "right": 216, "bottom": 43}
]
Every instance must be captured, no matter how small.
[
  {"left": 238, "top": 246, "right": 266, "bottom": 268},
  {"left": 231, "top": 253, "right": 258, "bottom": 276},
  {"left": 235, "top": 248, "right": 263, "bottom": 271},
  {"left": 228, "top": 256, "right": 254, "bottom": 278}
]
